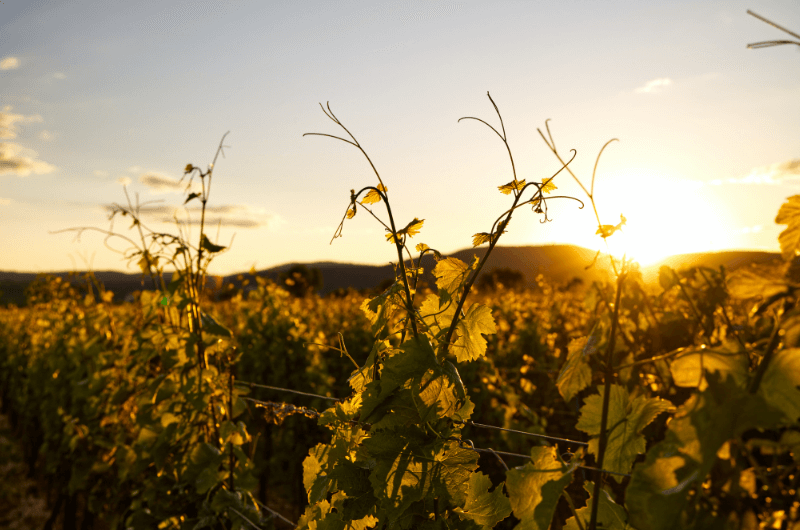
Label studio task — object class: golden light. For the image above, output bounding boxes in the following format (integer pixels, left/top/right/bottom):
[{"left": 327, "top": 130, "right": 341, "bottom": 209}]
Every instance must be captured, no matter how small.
[{"left": 586, "top": 171, "right": 731, "bottom": 266}]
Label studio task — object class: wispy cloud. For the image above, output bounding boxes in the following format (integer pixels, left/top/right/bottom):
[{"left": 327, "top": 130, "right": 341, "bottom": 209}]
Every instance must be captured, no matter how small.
[
  {"left": 0, "top": 197, "right": 11, "bottom": 206},
  {"left": 138, "top": 172, "right": 201, "bottom": 195},
  {"left": 94, "top": 170, "right": 109, "bottom": 178},
  {"left": 102, "top": 202, "right": 284, "bottom": 229},
  {"left": 0, "top": 107, "right": 44, "bottom": 140},
  {"left": 0, "top": 57, "right": 19, "bottom": 70},
  {"left": 635, "top": 77, "right": 672, "bottom": 94},
  {"left": 0, "top": 107, "right": 57, "bottom": 177},
  {"left": 53, "top": 72, "right": 66, "bottom": 79},
  {"left": 38, "top": 130, "right": 54, "bottom": 141},
  {"left": 0, "top": 142, "right": 57, "bottom": 177},
  {"left": 693, "top": 159, "right": 800, "bottom": 188},
  {"left": 742, "top": 159, "right": 800, "bottom": 184}
]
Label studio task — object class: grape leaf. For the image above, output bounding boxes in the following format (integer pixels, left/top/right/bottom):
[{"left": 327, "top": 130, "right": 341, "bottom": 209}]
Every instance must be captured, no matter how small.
[
  {"left": 669, "top": 342, "right": 749, "bottom": 391},
  {"left": 758, "top": 348, "right": 800, "bottom": 424},
  {"left": 449, "top": 303, "right": 497, "bottom": 363},
  {"left": 386, "top": 217, "right": 424, "bottom": 244},
  {"left": 775, "top": 195, "right": 800, "bottom": 261},
  {"left": 361, "top": 185, "right": 387, "bottom": 205},
  {"left": 563, "top": 482, "right": 632, "bottom": 530},
  {"left": 498, "top": 179, "right": 526, "bottom": 195},
  {"left": 626, "top": 373, "right": 785, "bottom": 530},
  {"left": 419, "top": 294, "right": 457, "bottom": 341},
  {"left": 434, "top": 257, "right": 477, "bottom": 299},
  {"left": 556, "top": 325, "right": 601, "bottom": 403},
  {"left": 472, "top": 233, "right": 492, "bottom": 247},
  {"left": 452, "top": 472, "right": 512, "bottom": 528},
  {"left": 200, "top": 233, "right": 226, "bottom": 253},
  {"left": 576, "top": 385, "right": 674, "bottom": 481},
  {"left": 414, "top": 366, "right": 460, "bottom": 422},
  {"left": 540, "top": 179, "right": 557, "bottom": 194},
  {"left": 726, "top": 266, "right": 789, "bottom": 299},
  {"left": 505, "top": 446, "right": 576, "bottom": 530}
]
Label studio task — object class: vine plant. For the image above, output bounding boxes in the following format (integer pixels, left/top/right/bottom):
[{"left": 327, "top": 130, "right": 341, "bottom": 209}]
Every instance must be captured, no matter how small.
[{"left": 297, "top": 93, "right": 632, "bottom": 529}]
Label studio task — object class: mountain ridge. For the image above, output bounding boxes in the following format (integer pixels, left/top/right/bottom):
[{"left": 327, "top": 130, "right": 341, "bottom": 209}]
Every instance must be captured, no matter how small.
[{"left": 0, "top": 245, "right": 782, "bottom": 306}]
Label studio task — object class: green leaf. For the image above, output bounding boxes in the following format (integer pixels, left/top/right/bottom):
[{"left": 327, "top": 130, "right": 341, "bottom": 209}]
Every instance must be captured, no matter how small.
[
  {"left": 556, "top": 325, "right": 601, "bottom": 403},
  {"left": 200, "top": 233, "right": 226, "bottom": 253},
  {"left": 563, "top": 482, "right": 632, "bottom": 530},
  {"left": 414, "top": 367, "right": 459, "bottom": 422},
  {"left": 576, "top": 385, "right": 674, "bottom": 480},
  {"left": 758, "top": 348, "right": 800, "bottom": 424},
  {"left": 775, "top": 195, "right": 800, "bottom": 260},
  {"left": 727, "top": 266, "right": 789, "bottom": 299},
  {"left": 452, "top": 472, "right": 512, "bottom": 528},
  {"left": 433, "top": 257, "right": 477, "bottom": 299},
  {"left": 625, "top": 373, "right": 785, "bottom": 530},
  {"left": 505, "top": 446, "right": 576, "bottom": 530},
  {"left": 449, "top": 303, "right": 496, "bottom": 363},
  {"left": 200, "top": 310, "right": 232, "bottom": 338},
  {"left": 359, "top": 338, "right": 437, "bottom": 423},
  {"left": 363, "top": 434, "right": 478, "bottom": 524},
  {"left": 669, "top": 342, "right": 749, "bottom": 391}
]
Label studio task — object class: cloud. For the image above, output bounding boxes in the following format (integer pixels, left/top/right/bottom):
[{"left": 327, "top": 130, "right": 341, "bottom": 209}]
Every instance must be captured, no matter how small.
[
  {"left": 102, "top": 202, "right": 284, "bottom": 229},
  {"left": 0, "top": 108, "right": 44, "bottom": 140},
  {"left": 0, "top": 142, "right": 58, "bottom": 176},
  {"left": 94, "top": 170, "right": 109, "bottom": 178},
  {"left": 0, "top": 197, "right": 11, "bottom": 206},
  {"left": 53, "top": 72, "right": 66, "bottom": 79},
  {"left": 39, "top": 130, "right": 54, "bottom": 141},
  {"left": 138, "top": 172, "right": 201, "bottom": 195},
  {"left": 0, "top": 57, "right": 19, "bottom": 70},
  {"left": 741, "top": 224, "right": 763, "bottom": 234},
  {"left": 635, "top": 78, "right": 672, "bottom": 94},
  {"left": 741, "top": 159, "right": 800, "bottom": 184}
]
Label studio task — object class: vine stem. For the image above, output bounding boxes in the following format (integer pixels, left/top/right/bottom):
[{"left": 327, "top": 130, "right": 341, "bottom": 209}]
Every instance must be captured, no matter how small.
[
  {"left": 748, "top": 313, "right": 783, "bottom": 394},
  {"left": 588, "top": 271, "right": 626, "bottom": 530}
]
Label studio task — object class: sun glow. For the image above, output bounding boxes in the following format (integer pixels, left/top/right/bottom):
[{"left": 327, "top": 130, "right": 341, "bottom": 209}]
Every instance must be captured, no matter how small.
[{"left": 584, "top": 171, "right": 731, "bottom": 266}]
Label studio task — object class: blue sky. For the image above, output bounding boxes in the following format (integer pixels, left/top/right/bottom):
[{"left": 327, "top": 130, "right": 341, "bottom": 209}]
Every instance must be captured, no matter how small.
[{"left": 1, "top": 0, "right": 799, "bottom": 275}]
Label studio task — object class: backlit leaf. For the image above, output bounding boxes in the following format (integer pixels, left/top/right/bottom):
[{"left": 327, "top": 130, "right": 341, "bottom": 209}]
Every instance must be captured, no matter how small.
[
  {"left": 576, "top": 385, "right": 674, "bottom": 481},
  {"left": 556, "top": 325, "right": 601, "bottom": 403},
  {"left": 505, "top": 446, "right": 576, "bottom": 530},
  {"left": 563, "top": 482, "right": 632, "bottom": 530},
  {"left": 540, "top": 178, "right": 557, "bottom": 194},
  {"left": 670, "top": 342, "right": 748, "bottom": 391},
  {"left": 452, "top": 472, "right": 512, "bottom": 528},
  {"left": 775, "top": 195, "right": 800, "bottom": 260},
  {"left": 450, "top": 303, "right": 496, "bottom": 362},
  {"left": 758, "top": 348, "right": 800, "bottom": 424},
  {"left": 472, "top": 233, "right": 492, "bottom": 247},
  {"left": 498, "top": 179, "right": 526, "bottom": 195}
]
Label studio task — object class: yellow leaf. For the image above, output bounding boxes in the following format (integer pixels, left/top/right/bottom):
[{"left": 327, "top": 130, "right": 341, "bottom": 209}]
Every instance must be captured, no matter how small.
[
  {"left": 416, "top": 243, "right": 430, "bottom": 253},
  {"left": 472, "top": 233, "right": 492, "bottom": 247},
  {"left": 346, "top": 208, "right": 356, "bottom": 219},
  {"left": 596, "top": 225, "right": 616, "bottom": 238},
  {"left": 361, "top": 189, "right": 382, "bottom": 205},
  {"left": 498, "top": 179, "right": 526, "bottom": 195},
  {"left": 402, "top": 217, "right": 424, "bottom": 237},
  {"left": 541, "top": 178, "right": 558, "bottom": 194},
  {"left": 377, "top": 183, "right": 388, "bottom": 192}
]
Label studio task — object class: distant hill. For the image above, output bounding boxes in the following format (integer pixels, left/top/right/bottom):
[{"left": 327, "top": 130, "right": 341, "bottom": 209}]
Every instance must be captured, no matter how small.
[{"left": 0, "top": 245, "right": 783, "bottom": 306}]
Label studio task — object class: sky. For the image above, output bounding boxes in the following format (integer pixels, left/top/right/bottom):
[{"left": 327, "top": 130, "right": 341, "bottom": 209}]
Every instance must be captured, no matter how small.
[{"left": 1, "top": 0, "right": 799, "bottom": 276}]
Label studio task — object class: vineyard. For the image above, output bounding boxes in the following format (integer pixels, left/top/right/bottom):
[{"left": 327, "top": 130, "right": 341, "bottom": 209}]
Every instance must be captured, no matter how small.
[{"left": 0, "top": 92, "right": 799, "bottom": 530}]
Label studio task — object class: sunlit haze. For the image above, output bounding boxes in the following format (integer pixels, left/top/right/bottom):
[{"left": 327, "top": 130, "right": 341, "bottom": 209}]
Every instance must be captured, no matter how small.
[{"left": 1, "top": 0, "right": 799, "bottom": 276}]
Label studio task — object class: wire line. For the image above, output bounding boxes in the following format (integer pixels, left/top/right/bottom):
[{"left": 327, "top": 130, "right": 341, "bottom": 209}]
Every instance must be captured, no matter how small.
[{"left": 236, "top": 380, "right": 341, "bottom": 402}]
